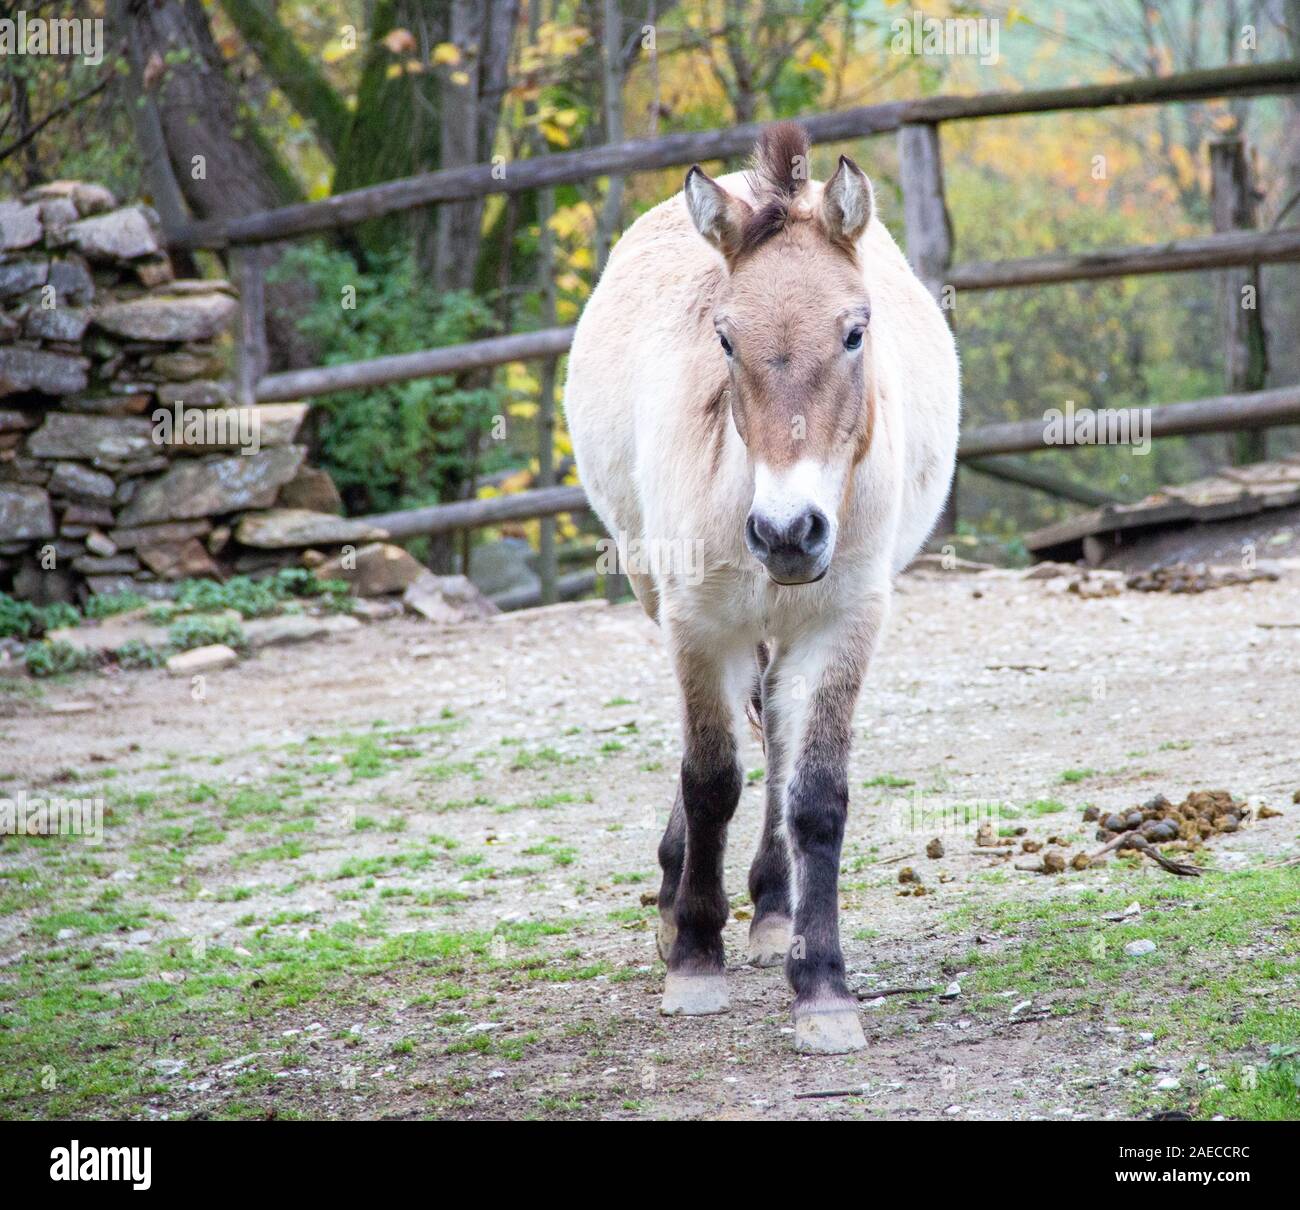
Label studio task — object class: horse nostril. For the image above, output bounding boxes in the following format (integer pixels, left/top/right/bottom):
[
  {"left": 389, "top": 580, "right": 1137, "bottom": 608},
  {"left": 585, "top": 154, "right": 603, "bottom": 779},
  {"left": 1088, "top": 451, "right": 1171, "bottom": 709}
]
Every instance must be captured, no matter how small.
[
  {"left": 802, "top": 508, "right": 829, "bottom": 556},
  {"left": 745, "top": 513, "right": 772, "bottom": 558}
]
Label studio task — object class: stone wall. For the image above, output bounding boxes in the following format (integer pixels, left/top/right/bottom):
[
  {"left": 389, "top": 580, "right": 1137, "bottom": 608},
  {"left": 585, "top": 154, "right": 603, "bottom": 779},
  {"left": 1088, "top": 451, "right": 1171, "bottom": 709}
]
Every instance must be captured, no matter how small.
[{"left": 0, "top": 180, "right": 361, "bottom": 605}]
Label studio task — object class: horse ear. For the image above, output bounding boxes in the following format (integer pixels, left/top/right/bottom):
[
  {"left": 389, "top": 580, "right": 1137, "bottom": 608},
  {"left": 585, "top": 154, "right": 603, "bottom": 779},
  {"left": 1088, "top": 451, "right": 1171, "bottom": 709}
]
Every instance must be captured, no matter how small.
[
  {"left": 684, "top": 165, "right": 752, "bottom": 263},
  {"left": 821, "top": 155, "right": 874, "bottom": 248}
]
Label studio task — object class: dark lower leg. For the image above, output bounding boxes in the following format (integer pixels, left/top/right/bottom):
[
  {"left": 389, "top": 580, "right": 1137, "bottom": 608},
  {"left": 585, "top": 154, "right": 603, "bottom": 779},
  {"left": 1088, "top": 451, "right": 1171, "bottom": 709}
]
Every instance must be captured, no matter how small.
[
  {"left": 785, "top": 764, "right": 852, "bottom": 1006},
  {"left": 655, "top": 786, "right": 686, "bottom": 959},
  {"left": 669, "top": 723, "right": 742, "bottom": 975},
  {"left": 748, "top": 655, "right": 791, "bottom": 945}
]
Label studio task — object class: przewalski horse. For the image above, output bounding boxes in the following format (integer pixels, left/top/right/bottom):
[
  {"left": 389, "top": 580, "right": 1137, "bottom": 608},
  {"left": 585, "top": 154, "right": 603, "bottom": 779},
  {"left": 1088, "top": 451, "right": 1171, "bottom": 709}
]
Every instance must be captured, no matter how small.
[{"left": 565, "top": 123, "right": 959, "bottom": 1053}]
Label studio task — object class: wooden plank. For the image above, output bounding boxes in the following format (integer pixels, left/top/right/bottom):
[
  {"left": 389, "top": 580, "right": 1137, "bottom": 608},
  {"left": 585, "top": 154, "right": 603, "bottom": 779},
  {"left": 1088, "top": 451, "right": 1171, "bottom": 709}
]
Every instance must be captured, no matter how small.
[
  {"left": 957, "top": 385, "right": 1300, "bottom": 459},
  {"left": 232, "top": 246, "right": 268, "bottom": 408},
  {"left": 963, "top": 456, "right": 1122, "bottom": 506},
  {"left": 1210, "top": 137, "right": 1269, "bottom": 464},
  {"left": 898, "top": 123, "right": 953, "bottom": 302},
  {"left": 358, "top": 485, "right": 589, "bottom": 542},
  {"left": 946, "top": 226, "right": 1300, "bottom": 291},
  {"left": 255, "top": 326, "right": 575, "bottom": 402},
  {"left": 170, "top": 60, "right": 1300, "bottom": 250}
]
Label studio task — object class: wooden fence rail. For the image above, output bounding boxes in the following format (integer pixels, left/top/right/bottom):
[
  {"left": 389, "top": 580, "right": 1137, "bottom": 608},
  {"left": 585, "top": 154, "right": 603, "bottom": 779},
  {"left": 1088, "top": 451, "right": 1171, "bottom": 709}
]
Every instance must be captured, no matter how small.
[
  {"left": 256, "top": 326, "right": 575, "bottom": 403},
  {"left": 946, "top": 226, "right": 1300, "bottom": 291},
  {"left": 956, "top": 384, "right": 1300, "bottom": 459},
  {"left": 360, "top": 485, "right": 589, "bottom": 541},
  {"left": 350, "top": 386, "right": 1300, "bottom": 541},
  {"left": 251, "top": 228, "right": 1300, "bottom": 402},
  {"left": 171, "top": 60, "right": 1300, "bottom": 251}
]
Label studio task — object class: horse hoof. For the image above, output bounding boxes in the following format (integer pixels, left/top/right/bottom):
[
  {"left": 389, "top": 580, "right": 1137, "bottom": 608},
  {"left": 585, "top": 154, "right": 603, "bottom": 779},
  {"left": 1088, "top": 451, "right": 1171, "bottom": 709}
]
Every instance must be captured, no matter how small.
[
  {"left": 747, "top": 914, "right": 792, "bottom": 967},
  {"left": 661, "top": 972, "right": 729, "bottom": 1016},
  {"left": 793, "top": 1004, "right": 867, "bottom": 1054},
  {"left": 656, "top": 914, "right": 677, "bottom": 963}
]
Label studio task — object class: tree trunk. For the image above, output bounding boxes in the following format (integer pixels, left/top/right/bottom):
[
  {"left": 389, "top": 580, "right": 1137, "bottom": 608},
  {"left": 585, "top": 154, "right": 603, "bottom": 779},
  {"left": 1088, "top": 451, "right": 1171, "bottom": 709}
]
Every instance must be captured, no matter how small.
[
  {"left": 111, "top": 0, "right": 315, "bottom": 370},
  {"left": 1271, "top": 0, "right": 1300, "bottom": 393},
  {"left": 428, "top": 0, "right": 518, "bottom": 291},
  {"left": 217, "top": 0, "right": 351, "bottom": 158}
]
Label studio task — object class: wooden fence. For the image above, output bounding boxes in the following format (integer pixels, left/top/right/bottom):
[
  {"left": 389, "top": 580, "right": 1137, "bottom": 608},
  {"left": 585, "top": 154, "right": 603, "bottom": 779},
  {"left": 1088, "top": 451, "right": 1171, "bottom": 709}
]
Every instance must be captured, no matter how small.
[{"left": 160, "top": 58, "right": 1300, "bottom": 594}]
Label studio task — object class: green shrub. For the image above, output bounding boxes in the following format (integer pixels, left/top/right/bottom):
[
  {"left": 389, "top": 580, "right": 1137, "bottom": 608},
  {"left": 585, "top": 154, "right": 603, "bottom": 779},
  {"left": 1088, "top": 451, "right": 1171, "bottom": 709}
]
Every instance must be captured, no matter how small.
[
  {"left": 83, "top": 591, "right": 147, "bottom": 619},
  {"left": 167, "top": 615, "right": 247, "bottom": 652},
  {"left": 115, "top": 640, "right": 166, "bottom": 670},
  {"left": 270, "top": 244, "right": 508, "bottom": 515},
  {"left": 0, "top": 594, "right": 80, "bottom": 639},
  {"left": 24, "top": 640, "right": 99, "bottom": 678}
]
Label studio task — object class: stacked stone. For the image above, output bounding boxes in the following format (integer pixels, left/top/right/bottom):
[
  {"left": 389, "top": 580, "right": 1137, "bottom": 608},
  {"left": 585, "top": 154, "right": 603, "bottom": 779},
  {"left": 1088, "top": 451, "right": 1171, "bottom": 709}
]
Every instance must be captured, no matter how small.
[{"left": 0, "top": 181, "right": 342, "bottom": 604}]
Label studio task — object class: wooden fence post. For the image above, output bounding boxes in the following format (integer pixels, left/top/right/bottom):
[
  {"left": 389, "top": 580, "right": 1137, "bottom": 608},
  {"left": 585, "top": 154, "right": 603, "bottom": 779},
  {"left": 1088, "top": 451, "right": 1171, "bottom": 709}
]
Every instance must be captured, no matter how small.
[
  {"left": 233, "top": 245, "right": 268, "bottom": 408},
  {"left": 600, "top": 0, "right": 629, "bottom": 605},
  {"left": 528, "top": 0, "right": 559, "bottom": 606},
  {"left": 899, "top": 122, "right": 957, "bottom": 537},
  {"left": 1210, "top": 136, "right": 1269, "bottom": 465}
]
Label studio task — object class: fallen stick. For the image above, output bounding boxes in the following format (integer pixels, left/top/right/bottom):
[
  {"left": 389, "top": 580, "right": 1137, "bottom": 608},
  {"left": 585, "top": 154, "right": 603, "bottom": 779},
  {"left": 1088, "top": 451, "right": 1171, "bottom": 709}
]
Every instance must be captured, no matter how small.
[
  {"left": 793, "top": 1086, "right": 870, "bottom": 1100},
  {"left": 1085, "top": 828, "right": 1203, "bottom": 877},
  {"left": 856, "top": 985, "right": 935, "bottom": 1000},
  {"left": 997, "top": 1011, "right": 1059, "bottom": 1027}
]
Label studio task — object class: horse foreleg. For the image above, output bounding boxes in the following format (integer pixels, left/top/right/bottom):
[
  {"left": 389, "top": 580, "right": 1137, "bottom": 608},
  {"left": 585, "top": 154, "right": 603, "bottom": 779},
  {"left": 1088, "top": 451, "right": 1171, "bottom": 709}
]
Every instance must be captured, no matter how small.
[
  {"left": 748, "top": 643, "right": 793, "bottom": 966},
  {"left": 775, "top": 597, "right": 887, "bottom": 1053},
  {"left": 658, "top": 643, "right": 744, "bottom": 1016}
]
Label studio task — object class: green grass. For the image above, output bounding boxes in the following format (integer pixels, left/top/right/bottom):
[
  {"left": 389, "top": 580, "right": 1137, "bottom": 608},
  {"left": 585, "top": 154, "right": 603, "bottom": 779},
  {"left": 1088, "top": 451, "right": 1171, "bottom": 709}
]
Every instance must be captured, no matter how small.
[
  {"left": 0, "top": 912, "right": 578, "bottom": 1119},
  {"left": 1059, "top": 768, "right": 1098, "bottom": 784},
  {"left": 946, "top": 868, "right": 1299, "bottom": 1119},
  {"left": 1023, "top": 798, "right": 1069, "bottom": 816}
]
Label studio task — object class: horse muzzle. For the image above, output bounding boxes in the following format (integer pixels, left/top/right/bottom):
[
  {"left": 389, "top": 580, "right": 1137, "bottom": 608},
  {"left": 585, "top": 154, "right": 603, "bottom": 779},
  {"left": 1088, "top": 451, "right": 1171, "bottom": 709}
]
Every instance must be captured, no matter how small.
[{"left": 744, "top": 505, "right": 832, "bottom": 585}]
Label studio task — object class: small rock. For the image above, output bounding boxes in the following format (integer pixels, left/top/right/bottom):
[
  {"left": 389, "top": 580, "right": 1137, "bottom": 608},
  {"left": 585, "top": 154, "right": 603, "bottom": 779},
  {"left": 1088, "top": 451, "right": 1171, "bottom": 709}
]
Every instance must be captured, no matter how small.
[
  {"left": 65, "top": 205, "right": 159, "bottom": 261},
  {"left": 0, "top": 346, "right": 89, "bottom": 398},
  {"left": 925, "top": 837, "right": 944, "bottom": 859},
  {"left": 1124, "top": 939, "right": 1157, "bottom": 957},
  {"left": 85, "top": 531, "right": 117, "bottom": 558},
  {"left": 314, "top": 542, "right": 424, "bottom": 596},
  {"left": 974, "top": 821, "right": 999, "bottom": 847},
  {"left": 241, "top": 614, "right": 360, "bottom": 649},
  {"left": 276, "top": 464, "right": 343, "bottom": 514},
  {"left": 94, "top": 289, "right": 237, "bottom": 342},
  {"left": 0, "top": 200, "right": 43, "bottom": 250},
  {"left": 1154, "top": 1076, "right": 1180, "bottom": 1091},
  {"left": 234, "top": 507, "right": 387, "bottom": 549},
  {"left": 165, "top": 644, "right": 239, "bottom": 677},
  {"left": 1041, "top": 848, "right": 1067, "bottom": 874},
  {"left": 404, "top": 571, "right": 498, "bottom": 624}
]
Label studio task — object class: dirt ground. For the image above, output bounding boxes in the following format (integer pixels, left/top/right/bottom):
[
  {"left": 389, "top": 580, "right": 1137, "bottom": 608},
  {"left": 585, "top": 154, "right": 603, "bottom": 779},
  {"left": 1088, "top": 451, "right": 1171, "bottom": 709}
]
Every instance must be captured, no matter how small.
[{"left": 1, "top": 565, "right": 1297, "bottom": 1121}]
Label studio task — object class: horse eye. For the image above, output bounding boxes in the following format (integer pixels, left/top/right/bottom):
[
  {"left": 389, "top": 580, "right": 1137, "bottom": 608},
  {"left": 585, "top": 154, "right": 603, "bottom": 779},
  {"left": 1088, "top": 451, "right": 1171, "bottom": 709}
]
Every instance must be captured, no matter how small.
[
  {"left": 719, "top": 333, "right": 733, "bottom": 357},
  {"left": 844, "top": 327, "right": 864, "bottom": 351}
]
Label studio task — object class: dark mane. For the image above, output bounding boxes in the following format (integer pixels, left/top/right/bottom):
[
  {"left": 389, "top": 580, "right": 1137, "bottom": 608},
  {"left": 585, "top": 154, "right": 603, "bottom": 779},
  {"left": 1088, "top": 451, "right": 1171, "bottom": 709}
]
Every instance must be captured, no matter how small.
[{"left": 739, "top": 121, "right": 811, "bottom": 256}]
